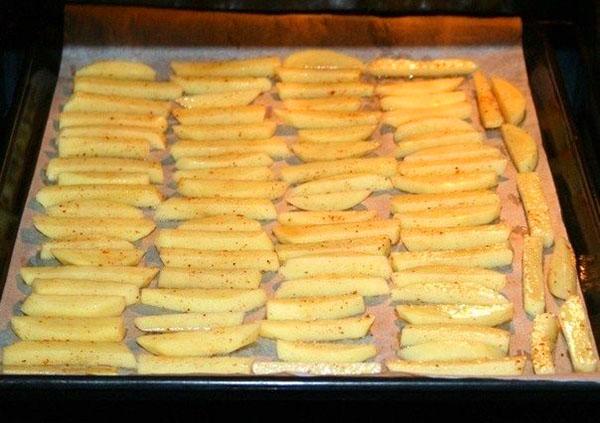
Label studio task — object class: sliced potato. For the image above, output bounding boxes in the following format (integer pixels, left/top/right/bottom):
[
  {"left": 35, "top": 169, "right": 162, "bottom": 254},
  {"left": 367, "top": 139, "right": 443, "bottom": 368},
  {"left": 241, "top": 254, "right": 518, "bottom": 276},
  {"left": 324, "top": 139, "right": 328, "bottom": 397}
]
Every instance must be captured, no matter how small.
[
  {"left": 382, "top": 102, "right": 472, "bottom": 127},
  {"left": 392, "top": 266, "right": 506, "bottom": 292},
  {"left": 59, "top": 112, "right": 167, "bottom": 130},
  {"left": 46, "top": 157, "right": 163, "bottom": 183},
  {"left": 40, "top": 237, "right": 135, "bottom": 260},
  {"left": 173, "top": 122, "right": 276, "bottom": 141},
  {"left": 63, "top": 92, "right": 170, "bottom": 116},
  {"left": 277, "top": 67, "right": 361, "bottom": 83},
  {"left": 177, "top": 215, "right": 261, "bottom": 232},
  {"left": 46, "top": 200, "right": 144, "bottom": 219},
  {"left": 274, "top": 219, "right": 400, "bottom": 244},
  {"left": 376, "top": 77, "right": 464, "bottom": 96},
  {"left": 20, "top": 266, "right": 158, "bottom": 287},
  {"left": 394, "top": 130, "right": 483, "bottom": 157},
  {"left": 267, "top": 294, "right": 364, "bottom": 321},
  {"left": 172, "top": 105, "right": 265, "bottom": 125},
  {"left": 500, "top": 123, "right": 538, "bottom": 172},
  {"left": 473, "top": 71, "right": 503, "bottom": 129},
  {"left": 253, "top": 361, "right": 382, "bottom": 376},
  {"left": 178, "top": 179, "right": 287, "bottom": 200},
  {"left": 547, "top": 236, "right": 577, "bottom": 300},
  {"left": 275, "top": 109, "right": 379, "bottom": 128},
  {"left": 260, "top": 315, "right": 374, "bottom": 341},
  {"left": 137, "top": 355, "right": 253, "bottom": 375},
  {"left": 395, "top": 203, "right": 501, "bottom": 229},
  {"left": 386, "top": 356, "right": 525, "bottom": 376},
  {"left": 531, "top": 313, "right": 559, "bottom": 375},
  {"left": 283, "top": 97, "right": 362, "bottom": 112},
  {"left": 39, "top": 184, "right": 163, "bottom": 209},
  {"left": 401, "top": 223, "right": 510, "bottom": 252},
  {"left": 522, "top": 235, "right": 545, "bottom": 317},
  {"left": 396, "top": 303, "right": 513, "bottom": 326},
  {"left": 51, "top": 248, "right": 144, "bottom": 266},
  {"left": 57, "top": 172, "right": 150, "bottom": 186},
  {"left": 155, "top": 197, "right": 276, "bottom": 221},
  {"left": 140, "top": 288, "right": 266, "bottom": 313},
  {"left": 391, "top": 282, "right": 508, "bottom": 305},
  {"left": 559, "top": 296, "right": 598, "bottom": 372},
  {"left": 59, "top": 126, "right": 165, "bottom": 150},
  {"left": 292, "top": 173, "right": 391, "bottom": 195},
  {"left": 516, "top": 172, "right": 554, "bottom": 247},
  {"left": 2, "top": 365, "right": 119, "bottom": 376},
  {"left": 391, "top": 243, "right": 513, "bottom": 270},
  {"left": 134, "top": 312, "right": 244, "bottom": 332},
  {"left": 74, "top": 76, "right": 182, "bottom": 100},
  {"left": 58, "top": 137, "right": 150, "bottom": 159},
  {"left": 171, "top": 57, "right": 281, "bottom": 77},
  {"left": 280, "top": 254, "right": 392, "bottom": 279},
  {"left": 277, "top": 340, "right": 376, "bottom": 363},
  {"left": 33, "top": 215, "right": 155, "bottom": 241},
  {"left": 381, "top": 91, "right": 466, "bottom": 111},
  {"left": 286, "top": 190, "right": 371, "bottom": 211},
  {"left": 174, "top": 166, "right": 274, "bottom": 182},
  {"left": 176, "top": 152, "right": 273, "bottom": 169},
  {"left": 397, "top": 156, "right": 507, "bottom": 176},
  {"left": 399, "top": 340, "right": 505, "bottom": 362},
  {"left": 171, "top": 75, "right": 272, "bottom": 94},
  {"left": 292, "top": 141, "right": 379, "bottom": 162},
  {"left": 403, "top": 143, "right": 502, "bottom": 163},
  {"left": 490, "top": 77, "right": 526, "bottom": 125},
  {"left": 21, "top": 294, "right": 126, "bottom": 318},
  {"left": 368, "top": 58, "right": 477, "bottom": 77},
  {"left": 391, "top": 190, "right": 499, "bottom": 213},
  {"left": 158, "top": 267, "right": 261, "bottom": 289},
  {"left": 32, "top": 279, "right": 139, "bottom": 305},
  {"left": 11, "top": 316, "right": 125, "bottom": 342},
  {"left": 393, "top": 117, "right": 474, "bottom": 140},
  {"left": 283, "top": 50, "right": 365, "bottom": 70},
  {"left": 277, "top": 210, "right": 376, "bottom": 226},
  {"left": 159, "top": 248, "right": 278, "bottom": 272},
  {"left": 280, "top": 157, "right": 396, "bottom": 184},
  {"left": 276, "top": 276, "right": 389, "bottom": 298},
  {"left": 276, "top": 236, "right": 390, "bottom": 261},
  {"left": 156, "top": 229, "right": 272, "bottom": 251},
  {"left": 392, "top": 171, "right": 498, "bottom": 194},
  {"left": 175, "top": 90, "right": 261, "bottom": 109},
  {"left": 400, "top": 324, "right": 510, "bottom": 353},
  {"left": 297, "top": 125, "right": 376, "bottom": 143},
  {"left": 76, "top": 60, "right": 156, "bottom": 80},
  {"left": 170, "top": 138, "right": 291, "bottom": 160}
]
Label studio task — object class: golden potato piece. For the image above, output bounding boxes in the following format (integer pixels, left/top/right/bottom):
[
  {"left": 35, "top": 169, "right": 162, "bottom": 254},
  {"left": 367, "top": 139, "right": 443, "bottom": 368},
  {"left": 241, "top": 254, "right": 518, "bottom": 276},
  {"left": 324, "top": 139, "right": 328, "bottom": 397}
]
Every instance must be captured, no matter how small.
[
  {"left": 32, "top": 279, "right": 140, "bottom": 305},
  {"left": 45, "top": 200, "right": 144, "bottom": 219},
  {"left": 177, "top": 215, "right": 261, "bottom": 232},
  {"left": 391, "top": 243, "right": 513, "bottom": 270},
  {"left": 280, "top": 157, "right": 396, "bottom": 184},
  {"left": 11, "top": 316, "right": 125, "bottom": 342},
  {"left": 178, "top": 179, "right": 287, "bottom": 200},
  {"left": 173, "top": 166, "right": 274, "bottom": 182},
  {"left": 531, "top": 313, "right": 559, "bottom": 375},
  {"left": 20, "top": 266, "right": 158, "bottom": 287},
  {"left": 500, "top": 123, "right": 538, "bottom": 172},
  {"left": 522, "top": 235, "right": 545, "bottom": 317},
  {"left": 274, "top": 219, "right": 400, "bottom": 244},
  {"left": 403, "top": 143, "right": 502, "bottom": 163},
  {"left": 283, "top": 97, "right": 362, "bottom": 112},
  {"left": 382, "top": 102, "right": 472, "bottom": 127},
  {"left": 276, "top": 276, "right": 389, "bottom": 298},
  {"left": 275, "top": 109, "right": 379, "bottom": 128},
  {"left": 260, "top": 315, "right": 374, "bottom": 341},
  {"left": 559, "top": 296, "right": 598, "bottom": 372},
  {"left": 59, "top": 111, "right": 167, "bottom": 130},
  {"left": 37, "top": 185, "right": 163, "bottom": 209},
  {"left": 267, "top": 294, "right": 364, "bottom": 321},
  {"left": 158, "top": 267, "right": 261, "bottom": 289},
  {"left": 392, "top": 266, "right": 506, "bottom": 292},
  {"left": 490, "top": 77, "right": 526, "bottom": 125},
  {"left": 400, "top": 324, "right": 510, "bottom": 353},
  {"left": 397, "top": 156, "right": 507, "bottom": 176},
  {"left": 156, "top": 229, "right": 273, "bottom": 251},
  {"left": 171, "top": 75, "right": 272, "bottom": 94},
  {"left": 51, "top": 248, "right": 144, "bottom": 266},
  {"left": 291, "top": 141, "right": 379, "bottom": 162},
  {"left": 400, "top": 223, "right": 510, "bottom": 252},
  {"left": 137, "top": 355, "right": 254, "bottom": 375},
  {"left": 394, "top": 130, "right": 483, "bottom": 157},
  {"left": 59, "top": 125, "right": 165, "bottom": 150},
  {"left": 396, "top": 303, "right": 513, "bottom": 326},
  {"left": 291, "top": 173, "right": 391, "bottom": 195},
  {"left": 391, "top": 282, "right": 508, "bottom": 305},
  {"left": 172, "top": 105, "right": 265, "bottom": 125},
  {"left": 2, "top": 365, "right": 118, "bottom": 376},
  {"left": 277, "top": 67, "right": 361, "bottom": 83},
  {"left": 57, "top": 172, "right": 151, "bottom": 186},
  {"left": 33, "top": 215, "right": 155, "bottom": 241},
  {"left": 176, "top": 153, "right": 273, "bottom": 170},
  {"left": 173, "top": 122, "right": 276, "bottom": 141},
  {"left": 276, "top": 236, "right": 390, "bottom": 261},
  {"left": 283, "top": 50, "right": 365, "bottom": 70},
  {"left": 393, "top": 117, "right": 473, "bottom": 140},
  {"left": 63, "top": 92, "right": 170, "bottom": 116},
  {"left": 159, "top": 249, "right": 278, "bottom": 271},
  {"left": 376, "top": 77, "right": 464, "bottom": 96},
  {"left": 58, "top": 137, "right": 150, "bottom": 159},
  {"left": 155, "top": 197, "right": 276, "bottom": 221},
  {"left": 175, "top": 90, "right": 261, "bottom": 109},
  {"left": 280, "top": 253, "right": 392, "bottom": 279},
  {"left": 473, "top": 71, "right": 503, "bottom": 129},
  {"left": 134, "top": 312, "right": 244, "bottom": 332},
  {"left": 140, "top": 288, "right": 266, "bottom": 313},
  {"left": 368, "top": 58, "right": 477, "bottom": 77},
  {"left": 547, "top": 236, "right": 577, "bottom": 300},
  {"left": 391, "top": 190, "right": 499, "bottom": 213},
  {"left": 46, "top": 157, "right": 163, "bottom": 183},
  {"left": 398, "top": 340, "right": 505, "bottom": 361},
  {"left": 395, "top": 203, "right": 501, "bottom": 229},
  {"left": 22, "top": 294, "right": 126, "bottom": 318},
  {"left": 40, "top": 237, "right": 135, "bottom": 260},
  {"left": 297, "top": 125, "right": 376, "bottom": 143},
  {"left": 277, "top": 210, "right": 376, "bottom": 226},
  {"left": 171, "top": 57, "right": 281, "bottom": 77},
  {"left": 386, "top": 356, "right": 525, "bottom": 376},
  {"left": 392, "top": 171, "right": 498, "bottom": 194},
  {"left": 253, "top": 361, "right": 382, "bottom": 375},
  {"left": 516, "top": 172, "right": 554, "bottom": 247},
  {"left": 285, "top": 190, "right": 371, "bottom": 211},
  {"left": 74, "top": 76, "right": 182, "bottom": 100},
  {"left": 381, "top": 91, "right": 466, "bottom": 111},
  {"left": 277, "top": 340, "right": 376, "bottom": 363},
  {"left": 171, "top": 138, "right": 291, "bottom": 160},
  {"left": 76, "top": 60, "right": 156, "bottom": 80}
]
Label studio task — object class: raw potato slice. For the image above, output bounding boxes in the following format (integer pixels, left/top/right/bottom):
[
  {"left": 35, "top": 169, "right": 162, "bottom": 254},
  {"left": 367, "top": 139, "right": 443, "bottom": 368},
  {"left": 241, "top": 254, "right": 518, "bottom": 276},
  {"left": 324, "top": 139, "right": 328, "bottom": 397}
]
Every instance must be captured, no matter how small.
[
  {"left": 392, "top": 172, "right": 498, "bottom": 194},
  {"left": 20, "top": 266, "right": 158, "bottom": 287},
  {"left": 63, "top": 92, "right": 170, "bottom": 116},
  {"left": 283, "top": 97, "right": 362, "bottom": 112},
  {"left": 58, "top": 137, "right": 150, "bottom": 159},
  {"left": 391, "top": 282, "right": 508, "bottom": 305},
  {"left": 74, "top": 76, "right": 182, "bottom": 100},
  {"left": 400, "top": 324, "right": 510, "bottom": 353},
  {"left": 277, "top": 210, "right": 376, "bottom": 226},
  {"left": 178, "top": 179, "right": 287, "bottom": 200},
  {"left": 137, "top": 323, "right": 260, "bottom": 357},
  {"left": 2, "top": 341, "right": 136, "bottom": 368},
  {"left": 171, "top": 75, "right": 272, "bottom": 94},
  {"left": 11, "top": 316, "right": 125, "bottom": 342},
  {"left": 276, "top": 81, "right": 373, "bottom": 100},
  {"left": 398, "top": 340, "right": 505, "bottom": 362},
  {"left": 285, "top": 190, "right": 371, "bottom": 211},
  {"left": 59, "top": 111, "right": 168, "bottom": 130},
  {"left": 559, "top": 296, "right": 598, "bottom": 372},
  {"left": 40, "top": 237, "right": 135, "bottom": 260},
  {"left": 276, "top": 236, "right": 390, "bottom": 261},
  {"left": 172, "top": 105, "right": 266, "bottom": 125},
  {"left": 516, "top": 172, "right": 554, "bottom": 247},
  {"left": 283, "top": 50, "right": 365, "bottom": 70},
  {"left": 395, "top": 203, "right": 501, "bottom": 228},
  {"left": 260, "top": 315, "right": 375, "bottom": 341},
  {"left": 275, "top": 109, "right": 380, "bottom": 128},
  {"left": 159, "top": 249, "right": 279, "bottom": 272},
  {"left": 292, "top": 173, "right": 392, "bottom": 195},
  {"left": 76, "top": 60, "right": 156, "bottom": 80},
  {"left": 57, "top": 172, "right": 150, "bottom": 186},
  {"left": 393, "top": 117, "right": 474, "bottom": 140},
  {"left": 277, "top": 340, "right": 376, "bottom": 363},
  {"left": 140, "top": 288, "right": 266, "bottom": 313},
  {"left": 500, "top": 123, "right": 538, "bottom": 172},
  {"left": 21, "top": 294, "right": 126, "bottom": 318},
  {"left": 174, "top": 167, "right": 274, "bottom": 182},
  {"left": 291, "top": 141, "right": 379, "bottom": 162},
  {"left": 522, "top": 235, "right": 545, "bottom": 317},
  {"left": 2, "top": 365, "right": 119, "bottom": 376},
  {"left": 403, "top": 143, "right": 502, "bottom": 163},
  {"left": 277, "top": 68, "right": 361, "bottom": 83},
  {"left": 137, "top": 356, "right": 254, "bottom": 375},
  {"left": 274, "top": 219, "right": 401, "bottom": 244},
  {"left": 547, "top": 236, "right": 577, "bottom": 299},
  {"left": 267, "top": 294, "right": 365, "bottom": 321},
  {"left": 382, "top": 102, "right": 472, "bottom": 127},
  {"left": 297, "top": 125, "right": 376, "bottom": 143},
  {"left": 175, "top": 90, "right": 261, "bottom": 109},
  {"left": 170, "top": 139, "right": 291, "bottom": 160},
  {"left": 397, "top": 156, "right": 507, "bottom": 176},
  {"left": 490, "top": 77, "right": 526, "bottom": 125},
  {"left": 279, "top": 254, "right": 392, "bottom": 279},
  {"left": 173, "top": 122, "right": 276, "bottom": 141},
  {"left": 392, "top": 266, "right": 506, "bottom": 292},
  {"left": 156, "top": 229, "right": 273, "bottom": 251},
  {"left": 276, "top": 276, "right": 390, "bottom": 298},
  {"left": 375, "top": 77, "right": 464, "bottom": 96},
  {"left": 391, "top": 243, "right": 513, "bottom": 270},
  {"left": 37, "top": 184, "right": 163, "bottom": 208},
  {"left": 391, "top": 190, "right": 499, "bottom": 213},
  {"left": 51, "top": 248, "right": 144, "bottom": 266},
  {"left": 381, "top": 91, "right": 467, "bottom": 111},
  {"left": 531, "top": 313, "right": 559, "bottom": 375},
  {"left": 158, "top": 268, "right": 261, "bottom": 289},
  {"left": 178, "top": 215, "right": 261, "bottom": 232},
  {"left": 253, "top": 361, "right": 382, "bottom": 376},
  {"left": 46, "top": 200, "right": 144, "bottom": 219},
  {"left": 394, "top": 130, "right": 483, "bottom": 157},
  {"left": 176, "top": 153, "right": 273, "bottom": 170},
  {"left": 134, "top": 312, "right": 244, "bottom": 332},
  {"left": 400, "top": 224, "right": 510, "bottom": 252},
  {"left": 155, "top": 197, "right": 277, "bottom": 221},
  {"left": 32, "top": 279, "right": 140, "bottom": 305},
  {"left": 46, "top": 157, "right": 163, "bottom": 183},
  {"left": 280, "top": 157, "right": 397, "bottom": 184},
  {"left": 396, "top": 303, "right": 513, "bottom": 326},
  {"left": 171, "top": 57, "right": 281, "bottom": 77},
  {"left": 59, "top": 126, "right": 165, "bottom": 150},
  {"left": 32, "top": 216, "right": 155, "bottom": 241},
  {"left": 386, "top": 356, "right": 526, "bottom": 376},
  {"left": 367, "top": 58, "right": 477, "bottom": 77},
  {"left": 473, "top": 71, "right": 503, "bottom": 129}
]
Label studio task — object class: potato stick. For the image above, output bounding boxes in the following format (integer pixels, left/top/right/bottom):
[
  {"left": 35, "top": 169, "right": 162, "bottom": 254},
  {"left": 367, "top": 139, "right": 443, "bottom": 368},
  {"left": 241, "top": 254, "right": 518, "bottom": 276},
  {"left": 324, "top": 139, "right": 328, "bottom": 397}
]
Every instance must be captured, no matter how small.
[
  {"left": 531, "top": 313, "right": 560, "bottom": 375},
  {"left": 381, "top": 91, "right": 467, "bottom": 111},
  {"left": 137, "top": 323, "right": 260, "bottom": 357},
  {"left": 516, "top": 172, "right": 554, "bottom": 247},
  {"left": 74, "top": 76, "right": 182, "bottom": 100},
  {"left": 400, "top": 324, "right": 510, "bottom": 353},
  {"left": 158, "top": 267, "right": 261, "bottom": 289},
  {"left": 277, "top": 67, "right": 361, "bottom": 83},
  {"left": 401, "top": 224, "right": 510, "bottom": 252},
  {"left": 386, "top": 357, "right": 525, "bottom": 376},
  {"left": 368, "top": 58, "right": 477, "bottom": 77},
  {"left": 260, "top": 315, "right": 374, "bottom": 341},
  {"left": 547, "top": 237, "right": 577, "bottom": 300},
  {"left": 277, "top": 340, "right": 376, "bottom": 363},
  {"left": 140, "top": 288, "right": 266, "bottom": 313},
  {"left": 280, "top": 157, "right": 396, "bottom": 184},
  {"left": 58, "top": 137, "right": 150, "bottom": 159},
  {"left": 172, "top": 139, "right": 289, "bottom": 166},
  {"left": 60, "top": 125, "right": 166, "bottom": 150},
  {"left": 277, "top": 210, "right": 377, "bottom": 226},
  {"left": 522, "top": 235, "right": 546, "bottom": 317},
  {"left": 46, "top": 157, "right": 163, "bottom": 183},
  {"left": 394, "top": 130, "right": 483, "bottom": 157},
  {"left": 11, "top": 316, "right": 125, "bottom": 342},
  {"left": 297, "top": 125, "right": 376, "bottom": 143},
  {"left": 275, "top": 109, "right": 380, "bottom": 128},
  {"left": 283, "top": 97, "right": 362, "bottom": 112},
  {"left": 155, "top": 197, "right": 276, "bottom": 221},
  {"left": 395, "top": 203, "right": 501, "bottom": 229},
  {"left": 137, "top": 356, "right": 254, "bottom": 375},
  {"left": 382, "top": 102, "right": 472, "bottom": 127},
  {"left": 59, "top": 111, "right": 167, "bottom": 130},
  {"left": 134, "top": 312, "right": 244, "bottom": 332},
  {"left": 490, "top": 77, "right": 526, "bottom": 125},
  {"left": 403, "top": 143, "right": 502, "bottom": 162},
  {"left": 392, "top": 266, "right": 507, "bottom": 292},
  {"left": 178, "top": 215, "right": 261, "bottom": 232},
  {"left": 376, "top": 77, "right": 464, "bottom": 96},
  {"left": 40, "top": 237, "right": 135, "bottom": 260},
  {"left": 391, "top": 243, "right": 513, "bottom": 270},
  {"left": 276, "top": 236, "right": 390, "bottom": 261},
  {"left": 63, "top": 92, "right": 170, "bottom": 116},
  {"left": 58, "top": 172, "right": 150, "bottom": 186},
  {"left": 473, "top": 71, "right": 503, "bottom": 129},
  {"left": 156, "top": 229, "right": 273, "bottom": 251},
  {"left": 501, "top": 123, "right": 538, "bottom": 173},
  {"left": 51, "top": 248, "right": 144, "bottom": 267},
  {"left": 2, "top": 365, "right": 119, "bottom": 376},
  {"left": 398, "top": 156, "right": 507, "bottom": 176},
  {"left": 280, "top": 254, "right": 392, "bottom": 279},
  {"left": 174, "top": 166, "right": 274, "bottom": 182},
  {"left": 2, "top": 341, "right": 136, "bottom": 368},
  {"left": 33, "top": 215, "right": 155, "bottom": 241},
  {"left": 176, "top": 153, "right": 273, "bottom": 170},
  {"left": 171, "top": 57, "right": 281, "bottom": 77},
  {"left": 178, "top": 179, "right": 287, "bottom": 200},
  {"left": 396, "top": 303, "right": 513, "bottom": 326},
  {"left": 159, "top": 248, "right": 279, "bottom": 271},
  {"left": 267, "top": 294, "right": 365, "bottom": 321},
  {"left": 559, "top": 296, "right": 598, "bottom": 372},
  {"left": 171, "top": 75, "right": 272, "bottom": 94},
  {"left": 173, "top": 122, "right": 276, "bottom": 141},
  {"left": 392, "top": 171, "right": 498, "bottom": 194},
  {"left": 283, "top": 50, "right": 365, "bottom": 70},
  {"left": 274, "top": 219, "right": 400, "bottom": 244},
  {"left": 276, "top": 276, "right": 390, "bottom": 298},
  {"left": 277, "top": 82, "right": 373, "bottom": 100},
  {"left": 391, "top": 282, "right": 508, "bottom": 306},
  {"left": 253, "top": 361, "right": 382, "bottom": 376},
  {"left": 21, "top": 294, "right": 126, "bottom": 318},
  {"left": 32, "top": 279, "right": 140, "bottom": 305},
  {"left": 391, "top": 190, "right": 499, "bottom": 213},
  {"left": 46, "top": 200, "right": 144, "bottom": 219},
  {"left": 76, "top": 60, "right": 156, "bottom": 80},
  {"left": 286, "top": 190, "right": 371, "bottom": 211},
  {"left": 172, "top": 105, "right": 265, "bottom": 125},
  {"left": 175, "top": 90, "right": 261, "bottom": 109},
  {"left": 20, "top": 266, "right": 158, "bottom": 287},
  {"left": 291, "top": 141, "right": 379, "bottom": 162},
  {"left": 393, "top": 117, "right": 474, "bottom": 140},
  {"left": 398, "top": 340, "right": 505, "bottom": 362}
]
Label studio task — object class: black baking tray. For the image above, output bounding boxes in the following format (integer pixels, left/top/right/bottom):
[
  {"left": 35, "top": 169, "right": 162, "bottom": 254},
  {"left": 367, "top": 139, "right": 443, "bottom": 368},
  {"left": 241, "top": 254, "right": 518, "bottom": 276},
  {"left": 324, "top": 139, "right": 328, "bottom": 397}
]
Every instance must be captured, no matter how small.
[{"left": 2, "top": 2, "right": 600, "bottom": 400}]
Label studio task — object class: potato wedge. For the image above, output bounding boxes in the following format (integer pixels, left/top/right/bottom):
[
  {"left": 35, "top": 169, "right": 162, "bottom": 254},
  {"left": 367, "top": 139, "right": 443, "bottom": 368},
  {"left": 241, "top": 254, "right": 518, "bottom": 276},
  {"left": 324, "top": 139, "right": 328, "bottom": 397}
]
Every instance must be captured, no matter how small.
[
  {"left": 399, "top": 340, "right": 505, "bottom": 361},
  {"left": 159, "top": 249, "right": 278, "bottom": 271},
  {"left": 173, "top": 122, "right": 276, "bottom": 141},
  {"left": 20, "top": 266, "right": 157, "bottom": 287},
  {"left": 559, "top": 296, "right": 598, "bottom": 372},
  {"left": 391, "top": 282, "right": 508, "bottom": 305},
  {"left": 277, "top": 67, "right": 361, "bottom": 83},
  {"left": 11, "top": 316, "right": 125, "bottom": 342},
  {"left": 276, "top": 236, "right": 390, "bottom": 261},
  {"left": 392, "top": 171, "right": 498, "bottom": 194},
  {"left": 277, "top": 210, "right": 376, "bottom": 226},
  {"left": 376, "top": 77, "right": 464, "bottom": 96},
  {"left": 285, "top": 190, "right": 371, "bottom": 211},
  {"left": 392, "top": 266, "right": 506, "bottom": 292},
  {"left": 22, "top": 294, "right": 126, "bottom": 318},
  {"left": 171, "top": 138, "right": 291, "bottom": 160},
  {"left": 63, "top": 92, "right": 170, "bottom": 116},
  {"left": 76, "top": 60, "right": 156, "bottom": 80},
  {"left": 393, "top": 117, "right": 474, "bottom": 140},
  {"left": 174, "top": 166, "right": 274, "bottom": 182},
  {"left": 267, "top": 294, "right": 364, "bottom": 321},
  {"left": 172, "top": 105, "right": 265, "bottom": 125},
  {"left": 141, "top": 288, "right": 266, "bottom": 313},
  {"left": 57, "top": 172, "right": 150, "bottom": 186},
  {"left": 178, "top": 179, "right": 287, "bottom": 200},
  {"left": 260, "top": 315, "right": 374, "bottom": 341},
  {"left": 58, "top": 137, "right": 150, "bottom": 159},
  {"left": 46, "top": 200, "right": 144, "bottom": 219},
  {"left": 155, "top": 197, "right": 276, "bottom": 221},
  {"left": 490, "top": 77, "right": 526, "bottom": 125},
  {"left": 292, "top": 141, "right": 379, "bottom": 162},
  {"left": 178, "top": 215, "right": 261, "bottom": 232},
  {"left": 522, "top": 235, "right": 545, "bottom": 317},
  {"left": 60, "top": 126, "right": 165, "bottom": 150},
  {"left": 32, "top": 279, "right": 139, "bottom": 305},
  {"left": 403, "top": 143, "right": 502, "bottom": 163},
  {"left": 280, "top": 157, "right": 396, "bottom": 184},
  {"left": 276, "top": 276, "right": 389, "bottom": 298},
  {"left": 253, "top": 361, "right": 382, "bottom": 375},
  {"left": 137, "top": 355, "right": 253, "bottom": 375},
  {"left": 46, "top": 157, "right": 163, "bottom": 183},
  {"left": 382, "top": 102, "right": 472, "bottom": 127},
  {"left": 397, "top": 156, "right": 507, "bottom": 176},
  {"left": 171, "top": 75, "right": 272, "bottom": 94},
  {"left": 297, "top": 125, "right": 376, "bottom": 143},
  {"left": 171, "top": 57, "right": 281, "bottom": 77},
  {"left": 158, "top": 267, "right": 261, "bottom": 289},
  {"left": 516, "top": 172, "right": 554, "bottom": 247},
  {"left": 156, "top": 229, "right": 272, "bottom": 251},
  {"left": 275, "top": 109, "right": 380, "bottom": 128},
  {"left": 400, "top": 324, "right": 510, "bottom": 353},
  {"left": 137, "top": 323, "right": 260, "bottom": 356},
  {"left": 2, "top": 365, "right": 119, "bottom": 376},
  {"left": 391, "top": 243, "right": 513, "bottom": 270},
  {"left": 396, "top": 303, "right": 513, "bottom": 326},
  {"left": 473, "top": 71, "right": 503, "bottom": 129},
  {"left": 274, "top": 219, "right": 400, "bottom": 244},
  {"left": 547, "top": 236, "right": 577, "bottom": 300},
  {"left": 51, "top": 248, "right": 144, "bottom": 266},
  {"left": 59, "top": 111, "right": 167, "bottom": 130},
  {"left": 2, "top": 341, "right": 136, "bottom": 368},
  {"left": 74, "top": 76, "right": 182, "bottom": 100},
  {"left": 280, "top": 254, "right": 392, "bottom": 279},
  {"left": 33, "top": 215, "right": 155, "bottom": 241},
  {"left": 175, "top": 90, "right": 261, "bottom": 109},
  {"left": 386, "top": 356, "right": 525, "bottom": 376},
  {"left": 134, "top": 312, "right": 244, "bottom": 332},
  {"left": 176, "top": 153, "right": 273, "bottom": 169},
  {"left": 283, "top": 96, "right": 362, "bottom": 112},
  {"left": 381, "top": 91, "right": 467, "bottom": 111},
  {"left": 40, "top": 237, "right": 135, "bottom": 260},
  {"left": 368, "top": 58, "right": 477, "bottom": 77},
  {"left": 394, "top": 130, "right": 483, "bottom": 157},
  {"left": 277, "top": 340, "right": 376, "bottom": 363},
  {"left": 531, "top": 313, "right": 559, "bottom": 375},
  {"left": 500, "top": 123, "right": 538, "bottom": 172},
  {"left": 391, "top": 190, "right": 499, "bottom": 213},
  {"left": 401, "top": 224, "right": 510, "bottom": 252},
  {"left": 291, "top": 174, "right": 392, "bottom": 196},
  {"left": 283, "top": 50, "right": 364, "bottom": 70},
  {"left": 395, "top": 203, "right": 501, "bottom": 228}
]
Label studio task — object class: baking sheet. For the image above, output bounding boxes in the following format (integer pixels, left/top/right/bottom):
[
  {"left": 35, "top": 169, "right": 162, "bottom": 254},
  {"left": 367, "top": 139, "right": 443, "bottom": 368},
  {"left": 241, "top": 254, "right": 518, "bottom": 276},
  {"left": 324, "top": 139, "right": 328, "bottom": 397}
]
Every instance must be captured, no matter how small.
[{"left": 0, "top": 12, "right": 598, "bottom": 381}]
